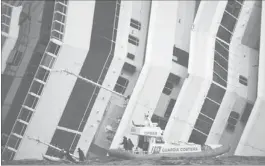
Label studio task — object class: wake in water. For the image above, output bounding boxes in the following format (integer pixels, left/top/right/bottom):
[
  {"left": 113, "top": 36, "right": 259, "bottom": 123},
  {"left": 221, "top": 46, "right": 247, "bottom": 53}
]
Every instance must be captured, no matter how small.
[{"left": 2, "top": 156, "right": 265, "bottom": 165}]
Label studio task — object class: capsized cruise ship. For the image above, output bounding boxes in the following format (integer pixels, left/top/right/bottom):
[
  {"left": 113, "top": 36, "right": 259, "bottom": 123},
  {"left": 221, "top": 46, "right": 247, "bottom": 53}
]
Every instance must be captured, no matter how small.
[{"left": 1, "top": 0, "right": 264, "bottom": 160}]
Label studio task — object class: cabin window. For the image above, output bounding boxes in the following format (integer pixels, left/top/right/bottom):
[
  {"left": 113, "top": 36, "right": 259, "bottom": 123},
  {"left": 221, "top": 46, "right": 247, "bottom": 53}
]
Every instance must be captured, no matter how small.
[
  {"left": 30, "top": 80, "right": 44, "bottom": 96},
  {"left": 46, "top": 129, "right": 80, "bottom": 157},
  {"left": 114, "top": 76, "right": 129, "bottom": 94},
  {"left": 122, "top": 62, "right": 136, "bottom": 74},
  {"left": 130, "top": 18, "right": 141, "bottom": 30},
  {"left": 1, "top": 148, "right": 15, "bottom": 161},
  {"left": 206, "top": 83, "right": 226, "bottom": 104},
  {"left": 194, "top": 113, "right": 213, "bottom": 135},
  {"left": 215, "top": 39, "right": 229, "bottom": 60},
  {"left": 162, "top": 81, "right": 173, "bottom": 95},
  {"left": 46, "top": 41, "right": 61, "bottom": 56},
  {"left": 7, "top": 134, "right": 21, "bottom": 150},
  {"left": 41, "top": 53, "right": 56, "bottom": 69},
  {"left": 172, "top": 46, "right": 189, "bottom": 68},
  {"left": 226, "top": 111, "right": 240, "bottom": 132},
  {"left": 127, "top": 53, "right": 135, "bottom": 60},
  {"left": 128, "top": 35, "right": 139, "bottom": 46},
  {"left": 18, "top": 107, "right": 33, "bottom": 123},
  {"left": 36, "top": 67, "right": 50, "bottom": 82},
  {"left": 52, "top": 21, "right": 65, "bottom": 34},
  {"left": 239, "top": 75, "right": 248, "bottom": 86},
  {"left": 55, "top": 2, "right": 67, "bottom": 14},
  {"left": 240, "top": 102, "right": 253, "bottom": 123},
  {"left": 155, "top": 137, "right": 165, "bottom": 144},
  {"left": 188, "top": 129, "right": 207, "bottom": 145},
  {"left": 24, "top": 93, "right": 39, "bottom": 109},
  {"left": 164, "top": 99, "right": 176, "bottom": 118},
  {"left": 54, "top": 12, "right": 66, "bottom": 23},
  {"left": 225, "top": 0, "right": 242, "bottom": 18},
  {"left": 51, "top": 30, "right": 63, "bottom": 41},
  {"left": 13, "top": 121, "right": 27, "bottom": 136}
]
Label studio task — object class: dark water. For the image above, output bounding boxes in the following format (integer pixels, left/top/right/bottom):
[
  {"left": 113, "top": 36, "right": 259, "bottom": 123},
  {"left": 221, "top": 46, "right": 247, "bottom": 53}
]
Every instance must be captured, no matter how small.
[{"left": 2, "top": 156, "right": 265, "bottom": 165}]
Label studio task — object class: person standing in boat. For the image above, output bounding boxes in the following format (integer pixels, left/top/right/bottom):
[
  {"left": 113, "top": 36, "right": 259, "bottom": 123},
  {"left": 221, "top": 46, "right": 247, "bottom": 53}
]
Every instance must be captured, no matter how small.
[
  {"left": 127, "top": 138, "right": 134, "bottom": 151},
  {"left": 120, "top": 136, "right": 128, "bottom": 150}
]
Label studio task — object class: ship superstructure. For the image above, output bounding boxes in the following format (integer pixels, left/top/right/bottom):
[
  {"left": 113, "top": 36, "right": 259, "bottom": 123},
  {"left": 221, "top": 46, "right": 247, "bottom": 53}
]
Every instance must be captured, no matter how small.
[{"left": 1, "top": 0, "right": 264, "bottom": 160}]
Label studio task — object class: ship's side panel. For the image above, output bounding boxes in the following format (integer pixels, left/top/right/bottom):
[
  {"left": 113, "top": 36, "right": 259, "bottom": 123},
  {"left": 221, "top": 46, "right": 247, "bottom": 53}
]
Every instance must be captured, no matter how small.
[
  {"left": 75, "top": 1, "right": 132, "bottom": 156},
  {"left": 234, "top": 0, "right": 265, "bottom": 156},
  {"left": 206, "top": 1, "right": 260, "bottom": 155},
  {"left": 164, "top": 1, "right": 226, "bottom": 143},
  {"left": 111, "top": 1, "right": 178, "bottom": 149},
  {"left": 14, "top": 1, "right": 96, "bottom": 160},
  {"left": 1, "top": 3, "right": 22, "bottom": 72}
]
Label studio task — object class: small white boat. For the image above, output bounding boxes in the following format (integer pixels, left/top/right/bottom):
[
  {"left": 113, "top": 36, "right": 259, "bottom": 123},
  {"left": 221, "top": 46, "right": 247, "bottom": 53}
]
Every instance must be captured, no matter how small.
[{"left": 108, "top": 115, "right": 230, "bottom": 159}]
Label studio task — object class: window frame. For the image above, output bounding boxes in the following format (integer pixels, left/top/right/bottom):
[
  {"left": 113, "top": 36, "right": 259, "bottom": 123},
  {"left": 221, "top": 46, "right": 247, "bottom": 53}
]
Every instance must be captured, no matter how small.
[{"left": 128, "top": 35, "right": 139, "bottom": 46}]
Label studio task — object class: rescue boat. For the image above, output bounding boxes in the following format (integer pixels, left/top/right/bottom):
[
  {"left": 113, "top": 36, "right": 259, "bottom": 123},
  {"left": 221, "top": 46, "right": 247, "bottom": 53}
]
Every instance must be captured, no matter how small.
[{"left": 108, "top": 115, "right": 230, "bottom": 159}]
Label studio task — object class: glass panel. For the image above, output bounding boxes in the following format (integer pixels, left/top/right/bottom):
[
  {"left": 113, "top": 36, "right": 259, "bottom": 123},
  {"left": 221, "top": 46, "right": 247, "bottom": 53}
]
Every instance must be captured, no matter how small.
[
  {"left": 41, "top": 53, "right": 55, "bottom": 68},
  {"left": 51, "top": 30, "right": 63, "bottom": 41},
  {"left": 47, "top": 41, "right": 60, "bottom": 55},
  {"left": 117, "top": 76, "right": 128, "bottom": 86},
  {"left": 69, "top": 134, "right": 81, "bottom": 152},
  {"left": 24, "top": 94, "right": 39, "bottom": 109},
  {"left": 30, "top": 80, "right": 44, "bottom": 96},
  {"left": 165, "top": 82, "right": 173, "bottom": 89},
  {"left": 188, "top": 129, "right": 207, "bottom": 145},
  {"left": 226, "top": 123, "right": 235, "bottom": 132},
  {"left": 194, "top": 120, "right": 212, "bottom": 135},
  {"left": 228, "top": 117, "right": 237, "bottom": 126},
  {"left": 54, "top": 12, "right": 66, "bottom": 23},
  {"left": 130, "top": 19, "right": 141, "bottom": 30},
  {"left": 220, "top": 12, "right": 237, "bottom": 32},
  {"left": 168, "top": 73, "right": 181, "bottom": 85},
  {"left": 13, "top": 121, "right": 27, "bottom": 136},
  {"left": 240, "top": 102, "right": 253, "bottom": 123},
  {"left": 2, "top": 34, "right": 7, "bottom": 48},
  {"left": 36, "top": 67, "right": 50, "bottom": 82},
  {"left": 225, "top": 0, "right": 242, "bottom": 18},
  {"left": 1, "top": 148, "right": 15, "bottom": 161},
  {"left": 127, "top": 53, "right": 135, "bottom": 60},
  {"left": 55, "top": 2, "right": 67, "bottom": 14},
  {"left": 2, "top": 5, "right": 12, "bottom": 16},
  {"left": 206, "top": 83, "right": 226, "bottom": 104},
  {"left": 2, "top": 15, "right": 11, "bottom": 25},
  {"left": 7, "top": 135, "right": 21, "bottom": 150},
  {"left": 214, "top": 52, "right": 228, "bottom": 69},
  {"left": 164, "top": 99, "right": 176, "bottom": 118},
  {"left": 52, "top": 21, "right": 64, "bottom": 33},
  {"left": 213, "top": 62, "right": 228, "bottom": 81},
  {"left": 18, "top": 107, "right": 33, "bottom": 122},
  {"left": 162, "top": 88, "right": 171, "bottom": 95},
  {"left": 216, "top": 26, "right": 232, "bottom": 43},
  {"left": 114, "top": 84, "right": 125, "bottom": 94},
  {"left": 1, "top": 23, "right": 9, "bottom": 33},
  {"left": 122, "top": 62, "right": 136, "bottom": 74},
  {"left": 46, "top": 129, "right": 76, "bottom": 157},
  {"left": 201, "top": 98, "right": 220, "bottom": 119},
  {"left": 230, "top": 111, "right": 240, "bottom": 119},
  {"left": 213, "top": 73, "right": 227, "bottom": 87},
  {"left": 172, "top": 46, "right": 189, "bottom": 68},
  {"left": 128, "top": 35, "right": 139, "bottom": 46}
]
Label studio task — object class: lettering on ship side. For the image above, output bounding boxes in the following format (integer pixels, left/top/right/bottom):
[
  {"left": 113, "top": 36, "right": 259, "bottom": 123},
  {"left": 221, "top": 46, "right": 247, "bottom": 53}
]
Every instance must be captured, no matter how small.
[{"left": 161, "top": 147, "right": 199, "bottom": 153}]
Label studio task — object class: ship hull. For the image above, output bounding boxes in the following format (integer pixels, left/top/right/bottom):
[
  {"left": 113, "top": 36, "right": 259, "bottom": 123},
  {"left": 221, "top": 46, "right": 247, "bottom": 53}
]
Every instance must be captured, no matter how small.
[{"left": 108, "top": 145, "right": 230, "bottom": 160}]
